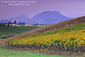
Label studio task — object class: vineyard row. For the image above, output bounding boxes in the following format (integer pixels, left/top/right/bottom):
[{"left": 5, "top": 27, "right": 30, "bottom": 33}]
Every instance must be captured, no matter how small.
[{"left": 6, "top": 43, "right": 85, "bottom": 52}]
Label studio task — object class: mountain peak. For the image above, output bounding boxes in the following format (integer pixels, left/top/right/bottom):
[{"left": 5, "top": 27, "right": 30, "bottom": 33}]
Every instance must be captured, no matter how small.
[
  {"left": 17, "top": 14, "right": 28, "bottom": 17},
  {"left": 31, "top": 11, "right": 70, "bottom": 24},
  {"left": 40, "top": 11, "right": 61, "bottom": 14},
  {"left": 48, "top": 11, "right": 60, "bottom": 13},
  {"left": 11, "top": 14, "right": 28, "bottom": 19}
]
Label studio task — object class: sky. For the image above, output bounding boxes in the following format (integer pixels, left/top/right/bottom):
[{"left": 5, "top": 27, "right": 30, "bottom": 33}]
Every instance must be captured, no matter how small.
[{"left": 0, "top": 0, "right": 85, "bottom": 20}]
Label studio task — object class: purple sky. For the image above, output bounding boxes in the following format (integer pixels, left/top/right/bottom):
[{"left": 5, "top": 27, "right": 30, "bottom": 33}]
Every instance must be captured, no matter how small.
[{"left": 0, "top": 0, "right": 85, "bottom": 20}]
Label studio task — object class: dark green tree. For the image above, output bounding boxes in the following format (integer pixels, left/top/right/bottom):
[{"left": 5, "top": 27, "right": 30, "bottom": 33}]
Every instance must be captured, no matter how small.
[
  {"left": 8, "top": 21, "right": 11, "bottom": 24},
  {"left": 14, "top": 21, "right": 17, "bottom": 24}
]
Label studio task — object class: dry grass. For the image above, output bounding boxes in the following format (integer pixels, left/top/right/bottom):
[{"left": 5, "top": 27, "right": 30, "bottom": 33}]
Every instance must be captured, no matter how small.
[{"left": 0, "top": 39, "right": 2, "bottom": 40}]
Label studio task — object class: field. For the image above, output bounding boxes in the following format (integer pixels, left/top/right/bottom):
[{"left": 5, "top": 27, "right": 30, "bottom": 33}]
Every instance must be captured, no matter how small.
[
  {"left": 6, "top": 23, "right": 85, "bottom": 52},
  {"left": 0, "top": 26, "right": 39, "bottom": 39},
  {"left": 0, "top": 45, "right": 65, "bottom": 57}
]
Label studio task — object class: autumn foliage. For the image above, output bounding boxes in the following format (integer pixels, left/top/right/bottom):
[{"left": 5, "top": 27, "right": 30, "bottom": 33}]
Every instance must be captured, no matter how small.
[{"left": 6, "top": 23, "right": 85, "bottom": 52}]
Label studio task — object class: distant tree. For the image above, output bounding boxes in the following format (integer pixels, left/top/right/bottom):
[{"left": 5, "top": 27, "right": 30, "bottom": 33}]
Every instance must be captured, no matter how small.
[
  {"left": 18, "top": 22, "right": 26, "bottom": 25},
  {"left": 14, "top": 21, "right": 17, "bottom": 24},
  {"left": 8, "top": 21, "right": 11, "bottom": 24},
  {"left": 0, "top": 24, "right": 2, "bottom": 26},
  {"left": 34, "top": 23, "right": 40, "bottom": 25}
]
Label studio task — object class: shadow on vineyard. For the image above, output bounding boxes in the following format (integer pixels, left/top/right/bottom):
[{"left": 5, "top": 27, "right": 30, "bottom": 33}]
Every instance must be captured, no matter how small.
[
  {"left": 0, "top": 26, "right": 39, "bottom": 39},
  {"left": 0, "top": 26, "right": 39, "bottom": 45}
]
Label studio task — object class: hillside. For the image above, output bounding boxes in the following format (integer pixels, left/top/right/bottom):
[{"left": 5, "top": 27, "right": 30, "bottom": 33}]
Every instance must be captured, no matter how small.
[
  {"left": 31, "top": 16, "right": 85, "bottom": 33},
  {"left": 0, "top": 16, "right": 85, "bottom": 46},
  {"left": 6, "top": 16, "right": 85, "bottom": 52}
]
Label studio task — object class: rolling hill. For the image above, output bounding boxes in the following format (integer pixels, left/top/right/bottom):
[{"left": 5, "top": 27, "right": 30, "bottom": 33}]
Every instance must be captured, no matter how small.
[
  {"left": 0, "top": 19, "right": 9, "bottom": 23},
  {"left": 10, "top": 14, "right": 30, "bottom": 23},
  {"left": 0, "top": 14, "right": 30, "bottom": 24},
  {"left": 0, "top": 16, "right": 85, "bottom": 46}
]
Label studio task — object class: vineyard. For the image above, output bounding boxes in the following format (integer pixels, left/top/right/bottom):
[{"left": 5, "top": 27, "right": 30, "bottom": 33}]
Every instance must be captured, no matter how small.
[{"left": 6, "top": 23, "right": 85, "bottom": 52}]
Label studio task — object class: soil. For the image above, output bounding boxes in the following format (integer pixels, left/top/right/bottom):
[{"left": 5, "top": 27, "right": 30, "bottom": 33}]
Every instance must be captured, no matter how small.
[{"left": 0, "top": 39, "right": 2, "bottom": 40}]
